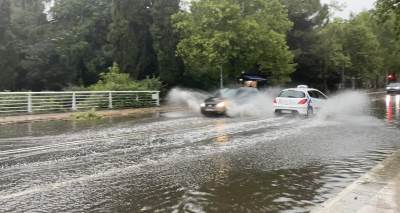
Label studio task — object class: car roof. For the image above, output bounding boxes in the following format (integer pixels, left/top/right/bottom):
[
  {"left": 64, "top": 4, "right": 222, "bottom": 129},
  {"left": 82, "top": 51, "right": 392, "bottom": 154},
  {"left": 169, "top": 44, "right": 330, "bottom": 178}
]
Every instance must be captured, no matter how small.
[{"left": 281, "top": 88, "right": 319, "bottom": 92}]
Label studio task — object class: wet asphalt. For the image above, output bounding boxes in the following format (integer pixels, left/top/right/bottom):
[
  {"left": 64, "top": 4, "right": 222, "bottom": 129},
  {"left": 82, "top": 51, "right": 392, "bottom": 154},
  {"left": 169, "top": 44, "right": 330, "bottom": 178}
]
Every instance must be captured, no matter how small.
[{"left": 0, "top": 93, "right": 399, "bottom": 212}]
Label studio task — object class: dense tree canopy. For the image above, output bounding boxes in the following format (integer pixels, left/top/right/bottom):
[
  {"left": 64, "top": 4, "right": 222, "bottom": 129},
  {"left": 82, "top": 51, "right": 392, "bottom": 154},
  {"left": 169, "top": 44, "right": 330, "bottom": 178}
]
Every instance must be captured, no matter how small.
[
  {"left": 0, "top": 0, "right": 16, "bottom": 90},
  {"left": 376, "top": 0, "right": 400, "bottom": 36},
  {"left": 150, "top": 0, "right": 184, "bottom": 87},
  {"left": 51, "top": 0, "right": 113, "bottom": 87},
  {"left": 0, "top": 0, "right": 399, "bottom": 91},
  {"left": 173, "top": 0, "right": 295, "bottom": 84},
  {"left": 281, "top": 0, "right": 330, "bottom": 87}
]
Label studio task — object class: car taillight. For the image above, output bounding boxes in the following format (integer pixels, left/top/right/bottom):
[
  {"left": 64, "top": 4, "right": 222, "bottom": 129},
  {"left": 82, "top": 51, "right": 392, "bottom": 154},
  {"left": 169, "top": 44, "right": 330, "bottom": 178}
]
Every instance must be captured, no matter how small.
[
  {"left": 273, "top": 98, "right": 277, "bottom": 104},
  {"left": 298, "top": 99, "right": 308, "bottom": 105}
]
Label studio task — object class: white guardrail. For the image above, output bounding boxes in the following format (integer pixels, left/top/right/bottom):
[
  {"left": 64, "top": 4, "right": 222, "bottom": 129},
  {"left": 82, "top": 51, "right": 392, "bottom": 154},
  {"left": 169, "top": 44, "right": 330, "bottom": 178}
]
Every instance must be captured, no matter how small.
[{"left": 0, "top": 91, "right": 160, "bottom": 115}]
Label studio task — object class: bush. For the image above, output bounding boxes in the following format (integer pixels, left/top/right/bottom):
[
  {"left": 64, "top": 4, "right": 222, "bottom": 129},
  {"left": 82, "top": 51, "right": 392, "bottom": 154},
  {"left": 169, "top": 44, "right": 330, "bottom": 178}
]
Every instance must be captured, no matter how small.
[{"left": 89, "top": 63, "right": 162, "bottom": 91}]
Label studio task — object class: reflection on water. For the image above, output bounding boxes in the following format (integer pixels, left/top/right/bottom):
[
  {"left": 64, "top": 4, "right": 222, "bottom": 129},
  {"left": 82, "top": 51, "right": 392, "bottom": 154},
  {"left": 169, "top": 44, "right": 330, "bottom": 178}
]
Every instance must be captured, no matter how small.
[
  {"left": 1, "top": 95, "right": 400, "bottom": 212},
  {"left": 213, "top": 120, "right": 231, "bottom": 143},
  {"left": 0, "top": 113, "right": 160, "bottom": 139},
  {"left": 385, "top": 95, "right": 400, "bottom": 125}
]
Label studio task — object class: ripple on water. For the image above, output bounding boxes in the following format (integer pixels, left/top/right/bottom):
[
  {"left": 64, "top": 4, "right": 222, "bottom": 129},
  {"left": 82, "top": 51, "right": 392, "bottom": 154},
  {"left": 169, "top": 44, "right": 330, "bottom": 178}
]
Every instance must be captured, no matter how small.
[{"left": 1, "top": 97, "right": 400, "bottom": 212}]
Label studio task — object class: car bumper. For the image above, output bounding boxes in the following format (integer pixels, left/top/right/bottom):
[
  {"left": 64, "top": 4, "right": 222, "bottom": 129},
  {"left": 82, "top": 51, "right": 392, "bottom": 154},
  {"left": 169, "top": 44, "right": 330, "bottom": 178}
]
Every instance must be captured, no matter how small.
[
  {"left": 386, "top": 89, "right": 400, "bottom": 94},
  {"left": 273, "top": 106, "right": 308, "bottom": 115},
  {"left": 201, "top": 106, "right": 227, "bottom": 115}
]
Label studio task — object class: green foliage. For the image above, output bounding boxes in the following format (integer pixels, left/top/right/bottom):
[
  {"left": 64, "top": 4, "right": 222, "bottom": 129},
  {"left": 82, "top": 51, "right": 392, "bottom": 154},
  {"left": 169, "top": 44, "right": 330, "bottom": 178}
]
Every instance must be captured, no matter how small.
[
  {"left": 282, "top": 0, "right": 330, "bottom": 87},
  {"left": 0, "top": 0, "right": 17, "bottom": 90},
  {"left": 0, "top": 0, "right": 399, "bottom": 91},
  {"left": 89, "top": 63, "right": 162, "bottom": 91},
  {"left": 71, "top": 109, "right": 103, "bottom": 121},
  {"left": 109, "top": 0, "right": 158, "bottom": 79},
  {"left": 173, "top": 0, "right": 295, "bottom": 85},
  {"left": 150, "top": 0, "right": 184, "bottom": 87},
  {"left": 313, "top": 19, "right": 351, "bottom": 89},
  {"left": 51, "top": 0, "right": 113, "bottom": 86},
  {"left": 342, "top": 13, "right": 383, "bottom": 83},
  {"left": 376, "top": 0, "right": 400, "bottom": 37}
]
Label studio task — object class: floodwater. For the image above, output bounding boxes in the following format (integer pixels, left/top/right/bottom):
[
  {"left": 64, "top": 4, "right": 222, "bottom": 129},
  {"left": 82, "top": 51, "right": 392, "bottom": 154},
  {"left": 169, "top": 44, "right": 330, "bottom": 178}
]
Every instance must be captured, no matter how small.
[{"left": 0, "top": 93, "right": 399, "bottom": 212}]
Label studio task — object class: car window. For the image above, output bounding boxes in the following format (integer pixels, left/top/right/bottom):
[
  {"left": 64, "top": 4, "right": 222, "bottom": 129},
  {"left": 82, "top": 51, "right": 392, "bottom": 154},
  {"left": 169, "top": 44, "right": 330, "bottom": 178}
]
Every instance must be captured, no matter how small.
[
  {"left": 215, "top": 89, "right": 237, "bottom": 98},
  {"left": 308, "top": 91, "right": 319, "bottom": 99},
  {"left": 279, "top": 90, "right": 305, "bottom": 98},
  {"left": 316, "top": 91, "right": 327, "bottom": 99},
  {"left": 388, "top": 83, "right": 400, "bottom": 87},
  {"left": 309, "top": 90, "right": 327, "bottom": 99}
]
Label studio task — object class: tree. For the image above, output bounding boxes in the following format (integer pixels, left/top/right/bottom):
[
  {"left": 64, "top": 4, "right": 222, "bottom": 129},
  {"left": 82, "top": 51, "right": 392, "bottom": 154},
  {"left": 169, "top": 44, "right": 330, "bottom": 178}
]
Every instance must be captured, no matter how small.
[
  {"left": 373, "top": 11, "right": 400, "bottom": 82},
  {"left": 109, "top": 0, "right": 158, "bottom": 80},
  {"left": 376, "top": 0, "right": 400, "bottom": 37},
  {"left": 150, "top": 0, "right": 184, "bottom": 87},
  {"left": 314, "top": 19, "right": 351, "bottom": 90},
  {"left": 89, "top": 63, "right": 162, "bottom": 91},
  {"left": 0, "top": 0, "right": 17, "bottom": 90},
  {"left": 51, "top": 0, "right": 114, "bottom": 86},
  {"left": 342, "top": 13, "right": 383, "bottom": 88},
  {"left": 281, "top": 0, "right": 330, "bottom": 87},
  {"left": 173, "top": 0, "right": 295, "bottom": 85},
  {"left": 10, "top": 0, "right": 63, "bottom": 91}
]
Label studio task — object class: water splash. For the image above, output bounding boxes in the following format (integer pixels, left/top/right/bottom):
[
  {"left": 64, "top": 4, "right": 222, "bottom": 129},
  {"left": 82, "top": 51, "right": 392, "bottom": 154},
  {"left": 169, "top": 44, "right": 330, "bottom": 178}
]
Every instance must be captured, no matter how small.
[
  {"left": 166, "top": 87, "right": 282, "bottom": 117},
  {"left": 316, "top": 91, "right": 371, "bottom": 121},
  {"left": 226, "top": 91, "right": 274, "bottom": 117},
  {"left": 166, "top": 88, "right": 209, "bottom": 113}
]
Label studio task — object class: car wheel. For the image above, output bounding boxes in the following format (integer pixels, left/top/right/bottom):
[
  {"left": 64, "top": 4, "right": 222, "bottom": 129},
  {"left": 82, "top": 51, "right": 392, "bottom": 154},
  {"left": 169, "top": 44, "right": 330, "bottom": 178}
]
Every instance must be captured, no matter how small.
[
  {"left": 274, "top": 110, "right": 281, "bottom": 116},
  {"left": 306, "top": 107, "right": 314, "bottom": 117}
]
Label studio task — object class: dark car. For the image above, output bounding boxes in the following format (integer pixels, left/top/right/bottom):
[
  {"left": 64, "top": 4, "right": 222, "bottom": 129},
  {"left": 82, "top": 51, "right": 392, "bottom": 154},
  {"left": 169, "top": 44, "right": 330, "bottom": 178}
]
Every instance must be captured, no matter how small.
[
  {"left": 386, "top": 83, "right": 400, "bottom": 94},
  {"left": 200, "top": 88, "right": 258, "bottom": 116}
]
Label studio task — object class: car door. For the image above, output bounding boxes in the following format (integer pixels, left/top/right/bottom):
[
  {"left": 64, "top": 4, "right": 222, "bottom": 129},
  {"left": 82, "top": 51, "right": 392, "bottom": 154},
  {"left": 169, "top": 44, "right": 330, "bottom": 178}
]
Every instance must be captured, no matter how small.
[
  {"left": 308, "top": 90, "right": 322, "bottom": 110},
  {"left": 315, "top": 90, "right": 328, "bottom": 107}
]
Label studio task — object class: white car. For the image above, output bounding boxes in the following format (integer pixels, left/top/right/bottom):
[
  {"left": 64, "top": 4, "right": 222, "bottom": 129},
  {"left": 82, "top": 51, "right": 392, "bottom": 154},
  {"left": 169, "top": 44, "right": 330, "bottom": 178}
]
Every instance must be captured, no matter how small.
[{"left": 273, "top": 85, "right": 328, "bottom": 116}]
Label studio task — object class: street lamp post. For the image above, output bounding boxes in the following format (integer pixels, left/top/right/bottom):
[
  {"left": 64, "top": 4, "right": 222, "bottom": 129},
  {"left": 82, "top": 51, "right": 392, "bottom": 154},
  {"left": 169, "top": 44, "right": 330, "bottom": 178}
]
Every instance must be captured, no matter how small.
[{"left": 220, "top": 66, "right": 224, "bottom": 89}]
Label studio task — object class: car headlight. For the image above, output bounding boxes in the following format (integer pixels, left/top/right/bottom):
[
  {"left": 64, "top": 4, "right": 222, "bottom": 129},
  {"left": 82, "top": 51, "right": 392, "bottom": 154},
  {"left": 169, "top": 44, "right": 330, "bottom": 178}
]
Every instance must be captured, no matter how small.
[
  {"left": 216, "top": 102, "right": 225, "bottom": 108},
  {"left": 396, "top": 87, "right": 400, "bottom": 89},
  {"left": 200, "top": 103, "right": 206, "bottom": 107}
]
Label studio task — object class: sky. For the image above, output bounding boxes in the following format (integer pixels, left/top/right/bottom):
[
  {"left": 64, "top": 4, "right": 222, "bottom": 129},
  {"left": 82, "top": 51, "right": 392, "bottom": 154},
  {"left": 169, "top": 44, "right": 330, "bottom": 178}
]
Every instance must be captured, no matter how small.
[{"left": 321, "top": 0, "right": 377, "bottom": 19}]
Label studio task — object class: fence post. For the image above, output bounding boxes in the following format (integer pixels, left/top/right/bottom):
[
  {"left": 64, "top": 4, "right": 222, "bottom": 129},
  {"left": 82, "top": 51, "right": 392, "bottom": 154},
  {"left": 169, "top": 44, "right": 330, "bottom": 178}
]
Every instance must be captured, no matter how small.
[
  {"left": 27, "top": 92, "right": 32, "bottom": 113},
  {"left": 155, "top": 92, "right": 160, "bottom": 106},
  {"left": 72, "top": 92, "right": 77, "bottom": 111},
  {"left": 108, "top": 92, "right": 113, "bottom": 109}
]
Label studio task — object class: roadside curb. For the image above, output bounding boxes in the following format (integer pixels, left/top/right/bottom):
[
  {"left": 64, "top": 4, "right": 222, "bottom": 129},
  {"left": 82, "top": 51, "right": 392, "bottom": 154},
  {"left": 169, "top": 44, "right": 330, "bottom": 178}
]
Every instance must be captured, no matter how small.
[
  {"left": 0, "top": 106, "right": 186, "bottom": 125},
  {"left": 312, "top": 150, "right": 400, "bottom": 213}
]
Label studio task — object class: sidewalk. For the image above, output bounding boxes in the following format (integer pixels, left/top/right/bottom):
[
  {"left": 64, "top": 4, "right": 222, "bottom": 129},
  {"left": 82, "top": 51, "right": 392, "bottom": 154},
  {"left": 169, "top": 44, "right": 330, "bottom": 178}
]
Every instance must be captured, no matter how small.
[
  {"left": 312, "top": 151, "right": 400, "bottom": 213},
  {"left": 0, "top": 106, "right": 185, "bottom": 125}
]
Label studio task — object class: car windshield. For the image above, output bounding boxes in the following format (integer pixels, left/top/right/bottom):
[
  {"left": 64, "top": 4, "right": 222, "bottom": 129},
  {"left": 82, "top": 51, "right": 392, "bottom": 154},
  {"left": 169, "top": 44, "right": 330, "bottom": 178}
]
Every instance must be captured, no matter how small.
[
  {"left": 388, "top": 83, "right": 400, "bottom": 87},
  {"left": 279, "top": 90, "right": 306, "bottom": 98},
  {"left": 214, "top": 89, "right": 237, "bottom": 98},
  {"left": 235, "top": 87, "right": 258, "bottom": 97},
  {"left": 214, "top": 88, "right": 258, "bottom": 99}
]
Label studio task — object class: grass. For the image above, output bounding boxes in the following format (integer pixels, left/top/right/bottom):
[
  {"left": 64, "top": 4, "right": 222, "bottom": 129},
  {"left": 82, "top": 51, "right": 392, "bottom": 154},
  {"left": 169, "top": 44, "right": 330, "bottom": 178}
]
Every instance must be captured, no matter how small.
[{"left": 70, "top": 109, "right": 103, "bottom": 121}]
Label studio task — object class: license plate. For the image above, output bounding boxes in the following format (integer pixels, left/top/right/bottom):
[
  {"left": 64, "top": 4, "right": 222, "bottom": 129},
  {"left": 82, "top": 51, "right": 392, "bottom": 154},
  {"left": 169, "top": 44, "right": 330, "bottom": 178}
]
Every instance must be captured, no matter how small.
[
  {"left": 205, "top": 108, "right": 215, "bottom": 111},
  {"left": 281, "top": 110, "right": 292, "bottom": 114}
]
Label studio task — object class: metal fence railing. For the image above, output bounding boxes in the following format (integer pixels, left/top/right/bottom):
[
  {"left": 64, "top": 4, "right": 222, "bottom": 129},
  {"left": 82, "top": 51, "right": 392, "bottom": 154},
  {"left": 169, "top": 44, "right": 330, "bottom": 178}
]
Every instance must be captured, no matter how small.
[{"left": 0, "top": 91, "right": 160, "bottom": 115}]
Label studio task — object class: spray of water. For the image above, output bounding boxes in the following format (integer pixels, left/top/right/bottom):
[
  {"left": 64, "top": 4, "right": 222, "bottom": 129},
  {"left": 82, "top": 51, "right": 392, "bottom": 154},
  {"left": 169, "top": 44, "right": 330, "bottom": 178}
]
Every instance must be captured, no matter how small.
[
  {"left": 166, "top": 87, "right": 373, "bottom": 121},
  {"left": 226, "top": 90, "right": 275, "bottom": 117},
  {"left": 166, "top": 88, "right": 209, "bottom": 113},
  {"left": 166, "top": 87, "right": 283, "bottom": 117},
  {"left": 316, "top": 90, "right": 371, "bottom": 120}
]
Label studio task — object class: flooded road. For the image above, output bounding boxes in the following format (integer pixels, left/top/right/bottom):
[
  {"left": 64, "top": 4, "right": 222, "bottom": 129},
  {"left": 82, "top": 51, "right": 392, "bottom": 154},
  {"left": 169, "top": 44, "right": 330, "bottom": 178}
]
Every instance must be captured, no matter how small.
[{"left": 0, "top": 93, "right": 400, "bottom": 212}]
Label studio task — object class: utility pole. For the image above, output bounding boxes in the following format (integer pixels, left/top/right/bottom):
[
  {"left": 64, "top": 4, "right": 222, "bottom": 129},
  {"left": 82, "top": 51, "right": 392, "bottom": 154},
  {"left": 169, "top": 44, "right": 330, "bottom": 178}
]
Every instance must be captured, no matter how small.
[{"left": 341, "top": 64, "right": 345, "bottom": 89}]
